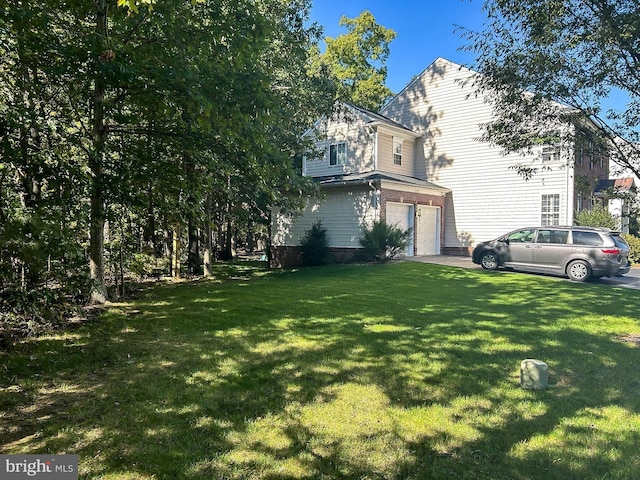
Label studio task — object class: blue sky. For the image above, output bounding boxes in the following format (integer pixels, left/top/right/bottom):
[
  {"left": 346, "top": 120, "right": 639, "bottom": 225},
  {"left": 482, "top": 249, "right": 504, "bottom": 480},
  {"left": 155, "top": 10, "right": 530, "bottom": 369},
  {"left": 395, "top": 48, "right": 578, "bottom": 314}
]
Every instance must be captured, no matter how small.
[
  {"left": 309, "top": 0, "right": 486, "bottom": 94},
  {"left": 308, "top": 0, "right": 631, "bottom": 116}
]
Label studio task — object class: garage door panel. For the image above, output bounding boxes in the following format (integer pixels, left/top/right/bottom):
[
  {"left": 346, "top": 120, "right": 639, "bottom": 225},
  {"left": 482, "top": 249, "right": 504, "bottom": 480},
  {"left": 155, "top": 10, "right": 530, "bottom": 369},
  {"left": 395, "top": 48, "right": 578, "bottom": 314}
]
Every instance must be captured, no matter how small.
[
  {"left": 417, "top": 206, "right": 440, "bottom": 256},
  {"left": 386, "top": 202, "right": 414, "bottom": 256}
]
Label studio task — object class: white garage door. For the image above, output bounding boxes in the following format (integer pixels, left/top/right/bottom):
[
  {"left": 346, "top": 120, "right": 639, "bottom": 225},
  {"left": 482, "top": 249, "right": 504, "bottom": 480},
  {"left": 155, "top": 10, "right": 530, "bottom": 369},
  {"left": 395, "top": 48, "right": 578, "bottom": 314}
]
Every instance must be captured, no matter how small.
[
  {"left": 386, "top": 202, "right": 414, "bottom": 256},
  {"left": 416, "top": 206, "right": 440, "bottom": 256}
]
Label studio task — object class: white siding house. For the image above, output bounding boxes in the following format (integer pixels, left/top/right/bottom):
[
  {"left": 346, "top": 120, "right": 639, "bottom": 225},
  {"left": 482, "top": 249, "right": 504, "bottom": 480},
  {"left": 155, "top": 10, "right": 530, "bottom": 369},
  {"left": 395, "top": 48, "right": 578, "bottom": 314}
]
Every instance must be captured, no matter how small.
[
  {"left": 381, "top": 58, "right": 581, "bottom": 252},
  {"left": 271, "top": 58, "right": 612, "bottom": 266},
  {"left": 271, "top": 104, "right": 449, "bottom": 267}
]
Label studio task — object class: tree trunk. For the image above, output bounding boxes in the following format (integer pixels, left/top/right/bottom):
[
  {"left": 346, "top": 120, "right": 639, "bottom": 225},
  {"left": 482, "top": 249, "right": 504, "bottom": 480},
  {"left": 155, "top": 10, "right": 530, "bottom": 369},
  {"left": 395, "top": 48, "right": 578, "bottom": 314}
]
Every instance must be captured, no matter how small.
[
  {"left": 144, "top": 181, "right": 157, "bottom": 252},
  {"left": 89, "top": 182, "right": 108, "bottom": 303},
  {"left": 203, "top": 194, "right": 213, "bottom": 276},
  {"left": 163, "top": 215, "right": 172, "bottom": 275},
  {"left": 187, "top": 217, "right": 200, "bottom": 275},
  {"left": 88, "top": 0, "right": 109, "bottom": 304},
  {"left": 222, "top": 200, "right": 234, "bottom": 260},
  {"left": 172, "top": 223, "right": 181, "bottom": 278},
  {"left": 246, "top": 216, "right": 255, "bottom": 254},
  {"left": 0, "top": 173, "right": 6, "bottom": 225}
]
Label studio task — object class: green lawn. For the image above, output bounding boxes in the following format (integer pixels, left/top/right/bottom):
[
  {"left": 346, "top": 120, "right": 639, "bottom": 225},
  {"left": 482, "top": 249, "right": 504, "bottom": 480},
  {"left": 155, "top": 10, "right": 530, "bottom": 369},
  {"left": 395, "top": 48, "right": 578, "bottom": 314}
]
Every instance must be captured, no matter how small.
[{"left": 1, "top": 261, "right": 640, "bottom": 479}]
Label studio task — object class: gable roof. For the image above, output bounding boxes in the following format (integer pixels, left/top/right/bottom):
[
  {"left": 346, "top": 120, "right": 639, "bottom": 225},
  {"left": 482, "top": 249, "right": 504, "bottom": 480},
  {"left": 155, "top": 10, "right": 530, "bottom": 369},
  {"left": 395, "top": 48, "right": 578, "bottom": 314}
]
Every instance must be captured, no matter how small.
[
  {"left": 594, "top": 177, "right": 636, "bottom": 196},
  {"left": 346, "top": 103, "right": 419, "bottom": 136},
  {"left": 383, "top": 57, "right": 469, "bottom": 112}
]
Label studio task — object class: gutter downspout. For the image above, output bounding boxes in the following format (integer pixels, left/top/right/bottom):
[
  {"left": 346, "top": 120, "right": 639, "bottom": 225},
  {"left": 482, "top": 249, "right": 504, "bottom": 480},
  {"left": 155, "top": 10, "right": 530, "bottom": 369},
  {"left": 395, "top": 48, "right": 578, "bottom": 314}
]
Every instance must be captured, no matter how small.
[
  {"left": 566, "top": 149, "right": 574, "bottom": 225},
  {"left": 368, "top": 181, "right": 381, "bottom": 222}
]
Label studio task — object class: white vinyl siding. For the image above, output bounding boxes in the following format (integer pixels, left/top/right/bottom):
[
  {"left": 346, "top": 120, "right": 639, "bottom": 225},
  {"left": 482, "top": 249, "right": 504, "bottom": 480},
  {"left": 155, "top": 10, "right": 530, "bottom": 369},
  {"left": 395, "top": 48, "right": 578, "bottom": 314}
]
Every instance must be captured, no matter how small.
[
  {"left": 272, "top": 186, "right": 378, "bottom": 248},
  {"left": 376, "top": 132, "right": 414, "bottom": 177},
  {"left": 381, "top": 58, "right": 572, "bottom": 248},
  {"left": 303, "top": 114, "right": 375, "bottom": 178}
]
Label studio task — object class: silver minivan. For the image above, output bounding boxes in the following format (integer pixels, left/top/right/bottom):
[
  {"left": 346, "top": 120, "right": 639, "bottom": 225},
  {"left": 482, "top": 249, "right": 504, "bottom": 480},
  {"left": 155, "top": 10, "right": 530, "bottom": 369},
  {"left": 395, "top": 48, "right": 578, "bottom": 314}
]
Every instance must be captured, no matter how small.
[{"left": 472, "top": 226, "right": 631, "bottom": 281}]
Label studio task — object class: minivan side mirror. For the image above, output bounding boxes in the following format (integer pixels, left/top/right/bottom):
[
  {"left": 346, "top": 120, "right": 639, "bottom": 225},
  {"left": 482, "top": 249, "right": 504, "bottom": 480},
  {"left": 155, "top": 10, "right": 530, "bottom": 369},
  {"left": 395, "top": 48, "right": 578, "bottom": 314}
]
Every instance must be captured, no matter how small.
[{"left": 498, "top": 237, "right": 509, "bottom": 245}]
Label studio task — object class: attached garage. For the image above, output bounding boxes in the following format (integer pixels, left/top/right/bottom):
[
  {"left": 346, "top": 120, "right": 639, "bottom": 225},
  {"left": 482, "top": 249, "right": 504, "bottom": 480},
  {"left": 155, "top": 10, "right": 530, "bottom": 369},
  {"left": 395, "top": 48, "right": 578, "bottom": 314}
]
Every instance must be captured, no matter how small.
[
  {"left": 271, "top": 171, "right": 450, "bottom": 267},
  {"left": 416, "top": 205, "right": 441, "bottom": 255},
  {"left": 385, "top": 202, "right": 415, "bottom": 256}
]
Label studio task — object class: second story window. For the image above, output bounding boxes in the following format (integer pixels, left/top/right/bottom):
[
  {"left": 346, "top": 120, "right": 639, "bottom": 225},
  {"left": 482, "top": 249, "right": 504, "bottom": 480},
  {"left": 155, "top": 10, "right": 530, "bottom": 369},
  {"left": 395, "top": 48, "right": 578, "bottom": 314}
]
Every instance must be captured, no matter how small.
[
  {"left": 329, "top": 142, "right": 347, "bottom": 166},
  {"left": 393, "top": 138, "right": 403, "bottom": 165},
  {"left": 542, "top": 144, "right": 560, "bottom": 162}
]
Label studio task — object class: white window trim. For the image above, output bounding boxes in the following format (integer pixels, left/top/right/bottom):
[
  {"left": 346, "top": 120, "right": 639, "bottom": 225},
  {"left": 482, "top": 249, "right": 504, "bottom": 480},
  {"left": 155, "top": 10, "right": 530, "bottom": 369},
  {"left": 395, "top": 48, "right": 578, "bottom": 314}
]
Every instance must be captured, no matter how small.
[
  {"left": 541, "top": 193, "right": 561, "bottom": 226},
  {"left": 541, "top": 144, "right": 561, "bottom": 162},
  {"left": 329, "top": 142, "right": 347, "bottom": 166},
  {"left": 393, "top": 137, "right": 403, "bottom": 165}
]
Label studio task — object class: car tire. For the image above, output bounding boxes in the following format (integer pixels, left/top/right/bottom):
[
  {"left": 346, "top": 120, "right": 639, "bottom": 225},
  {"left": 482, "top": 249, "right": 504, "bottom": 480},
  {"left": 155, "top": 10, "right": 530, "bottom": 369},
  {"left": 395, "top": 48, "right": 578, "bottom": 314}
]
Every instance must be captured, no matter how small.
[
  {"left": 480, "top": 251, "right": 499, "bottom": 270},
  {"left": 567, "top": 260, "right": 592, "bottom": 282}
]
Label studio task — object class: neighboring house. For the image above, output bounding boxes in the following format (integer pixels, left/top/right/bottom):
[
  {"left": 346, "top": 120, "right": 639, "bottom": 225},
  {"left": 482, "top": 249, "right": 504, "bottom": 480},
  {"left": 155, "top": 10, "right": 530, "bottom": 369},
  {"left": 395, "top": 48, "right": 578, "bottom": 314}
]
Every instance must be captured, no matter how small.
[
  {"left": 594, "top": 177, "right": 637, "bottom": 233},
  {"left": 271, "top": 58, "right": 611, "bottom": 266}
]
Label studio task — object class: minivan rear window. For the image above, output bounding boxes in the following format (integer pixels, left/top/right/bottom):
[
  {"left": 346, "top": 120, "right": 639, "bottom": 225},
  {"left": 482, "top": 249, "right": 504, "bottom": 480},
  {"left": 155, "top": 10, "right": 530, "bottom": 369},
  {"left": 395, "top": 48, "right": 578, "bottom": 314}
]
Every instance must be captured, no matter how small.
[
  {"left": 612, "top": 235, "right": 629, "bottom": 248},
  {"left": 572, "top": 231, "right": 602, "bottom": 246}
]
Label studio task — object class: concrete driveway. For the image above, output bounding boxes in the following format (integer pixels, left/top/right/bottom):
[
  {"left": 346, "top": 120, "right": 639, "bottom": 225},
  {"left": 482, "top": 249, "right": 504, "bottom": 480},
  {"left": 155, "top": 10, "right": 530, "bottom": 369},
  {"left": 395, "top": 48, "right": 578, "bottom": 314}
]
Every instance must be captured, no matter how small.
[{"left": 408, "top": 255, "right": 640, "bottom": 290}]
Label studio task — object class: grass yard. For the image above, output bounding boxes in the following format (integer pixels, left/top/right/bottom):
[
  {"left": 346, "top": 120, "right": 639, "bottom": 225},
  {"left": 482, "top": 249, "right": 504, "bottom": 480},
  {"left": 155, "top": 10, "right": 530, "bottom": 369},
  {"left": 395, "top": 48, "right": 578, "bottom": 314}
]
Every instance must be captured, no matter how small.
[{"left": 1, "top": 261, "right": 640, "bottom": 479}]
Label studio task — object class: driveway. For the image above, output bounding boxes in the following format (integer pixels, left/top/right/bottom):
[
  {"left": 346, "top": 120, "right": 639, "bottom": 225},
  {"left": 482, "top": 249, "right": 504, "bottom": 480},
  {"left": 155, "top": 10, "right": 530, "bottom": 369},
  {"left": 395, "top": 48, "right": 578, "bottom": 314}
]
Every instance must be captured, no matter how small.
[{"left": 408, "top": 255, "right": 640, "bottom": 290}]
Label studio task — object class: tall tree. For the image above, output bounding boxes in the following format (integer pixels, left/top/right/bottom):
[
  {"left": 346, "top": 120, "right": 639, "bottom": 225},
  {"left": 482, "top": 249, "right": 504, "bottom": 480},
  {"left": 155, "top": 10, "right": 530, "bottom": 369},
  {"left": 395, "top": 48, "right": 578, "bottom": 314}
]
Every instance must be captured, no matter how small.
[
  {"left": 314, "top": 10, "right": 396, "bottom": 111},
  {"left": 1, "top": 0, "right": 333, "bottom": 305},
  {"left": 464, "top": 0, "right": 640, "bottom": 178}
]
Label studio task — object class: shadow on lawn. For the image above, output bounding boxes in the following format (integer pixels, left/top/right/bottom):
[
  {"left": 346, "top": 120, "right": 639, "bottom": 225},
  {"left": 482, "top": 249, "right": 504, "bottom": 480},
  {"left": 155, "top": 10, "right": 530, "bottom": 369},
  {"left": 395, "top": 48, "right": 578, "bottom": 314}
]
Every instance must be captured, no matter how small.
[{"left": 1, "top": 262, "right": 640, "bottom": 479}]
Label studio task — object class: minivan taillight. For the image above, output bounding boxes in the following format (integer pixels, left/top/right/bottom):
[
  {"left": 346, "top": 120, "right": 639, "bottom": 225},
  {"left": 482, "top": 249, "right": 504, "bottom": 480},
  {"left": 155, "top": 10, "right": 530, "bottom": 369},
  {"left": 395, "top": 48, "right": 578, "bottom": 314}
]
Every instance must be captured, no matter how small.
[{"left": 601, "top": 248, "right": 621, "bottom": 255}]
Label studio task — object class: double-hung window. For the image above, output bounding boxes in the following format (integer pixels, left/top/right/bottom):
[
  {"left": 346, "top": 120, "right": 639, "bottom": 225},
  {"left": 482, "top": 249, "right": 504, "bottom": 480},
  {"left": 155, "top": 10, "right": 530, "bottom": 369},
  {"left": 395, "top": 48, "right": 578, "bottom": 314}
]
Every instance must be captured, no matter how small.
[
  {"left": 541, "top": 194, "right": 560, "bottom": 226},
  {"left": 393, "top": 138, "right": 403, "bottom": 165},
  {"left": 329, "top": 142, "right": 347, "bottom": 166},
  {"left": 541, "top": 144, "right": 560, "bottom": 162}
]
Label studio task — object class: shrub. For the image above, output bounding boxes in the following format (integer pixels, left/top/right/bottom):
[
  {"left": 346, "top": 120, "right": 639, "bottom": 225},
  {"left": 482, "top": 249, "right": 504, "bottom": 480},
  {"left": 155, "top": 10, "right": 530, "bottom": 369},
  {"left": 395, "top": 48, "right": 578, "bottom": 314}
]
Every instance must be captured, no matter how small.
[
  {"left": 359, "top": 220, "right": 412, "bottom": 262},
  {"left": 300, "top": 220, "right": 330, "bottom": 266},
  {"left": 623, "top": 234, "right": 640, "bottom": 265},
  {"left": 574, "top": 206, "right": 618, "bottom": 229}
]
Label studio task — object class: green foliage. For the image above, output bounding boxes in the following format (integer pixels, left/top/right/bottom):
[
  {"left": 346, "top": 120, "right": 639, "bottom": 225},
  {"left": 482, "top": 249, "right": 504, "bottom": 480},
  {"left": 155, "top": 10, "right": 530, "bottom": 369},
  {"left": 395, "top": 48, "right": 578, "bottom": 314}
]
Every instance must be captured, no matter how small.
[
  {"left": 464, "top": 0, "right": 640, "bottom": 180},
  {"left": 574, "top": 206, "right": 618, "bottom": 229},
  {"left": 300, "top": 220, "right": 330, "bottom": 266},
  {"left": 130, "top": 252, "right": 170, "bottom": 279},
  {"left": 1, "top": 0, "right": 334, "bottom": 304},
  {"left": 359, "top": 220, "right": 412, "bottom": 262},
  {"left": 622, "top": 234, "right": 640, "bottom": 264},
  {"left": 313, "top": 11, "right": 396, "bottom": 110}
]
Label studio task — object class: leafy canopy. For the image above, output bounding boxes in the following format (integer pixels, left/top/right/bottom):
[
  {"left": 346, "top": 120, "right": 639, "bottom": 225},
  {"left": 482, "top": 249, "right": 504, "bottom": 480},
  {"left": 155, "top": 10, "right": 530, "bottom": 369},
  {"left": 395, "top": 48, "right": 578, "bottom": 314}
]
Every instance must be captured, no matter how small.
[
  {"left": 464, "top": 0, "right": 640, "bottom": 178},
  {"left": 313, "top": 11, "right": 396, "bottom": 111}
]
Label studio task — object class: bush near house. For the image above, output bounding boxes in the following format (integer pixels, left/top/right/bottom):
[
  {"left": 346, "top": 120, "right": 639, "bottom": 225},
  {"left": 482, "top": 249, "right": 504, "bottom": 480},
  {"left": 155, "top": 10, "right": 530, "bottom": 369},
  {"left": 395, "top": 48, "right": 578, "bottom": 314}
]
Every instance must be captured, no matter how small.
[
  {"left": 623, "top": 234, "right": 640, "bottom": 265},
  {"left": 574, "top": 206, "right": 618, "bottom": 229},
  {"left": 359, "top": 220, "right": 412, "bottom": 262},
  {"left": 300, "top": 220, "right": 330, "bottom": 266}
]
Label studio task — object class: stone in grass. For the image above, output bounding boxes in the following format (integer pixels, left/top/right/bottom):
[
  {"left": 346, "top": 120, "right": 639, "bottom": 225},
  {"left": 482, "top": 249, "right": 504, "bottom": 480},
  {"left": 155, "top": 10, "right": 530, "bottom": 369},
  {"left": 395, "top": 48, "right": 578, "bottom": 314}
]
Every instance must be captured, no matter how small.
[{"left": 520, "top": 359, "right": 548, "bottom": 390}]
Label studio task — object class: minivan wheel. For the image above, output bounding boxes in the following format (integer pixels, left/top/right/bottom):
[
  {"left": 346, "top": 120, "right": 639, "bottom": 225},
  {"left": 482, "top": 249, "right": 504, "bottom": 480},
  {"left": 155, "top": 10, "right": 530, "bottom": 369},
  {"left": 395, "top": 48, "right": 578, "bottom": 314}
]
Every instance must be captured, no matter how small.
[
  {"left": 480, "top": 251, "right": 499, "bottom": 270},
  {"left": 567, "top": 260, "right": 592, "bottom": 282}
]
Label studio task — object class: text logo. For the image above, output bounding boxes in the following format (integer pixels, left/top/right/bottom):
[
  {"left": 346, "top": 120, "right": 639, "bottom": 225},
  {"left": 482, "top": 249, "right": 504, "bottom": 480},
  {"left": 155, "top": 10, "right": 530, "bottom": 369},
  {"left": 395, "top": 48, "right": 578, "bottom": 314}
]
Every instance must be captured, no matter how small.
[{"left": 0, "top": 455, "right": 78, "bottom": 479}]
